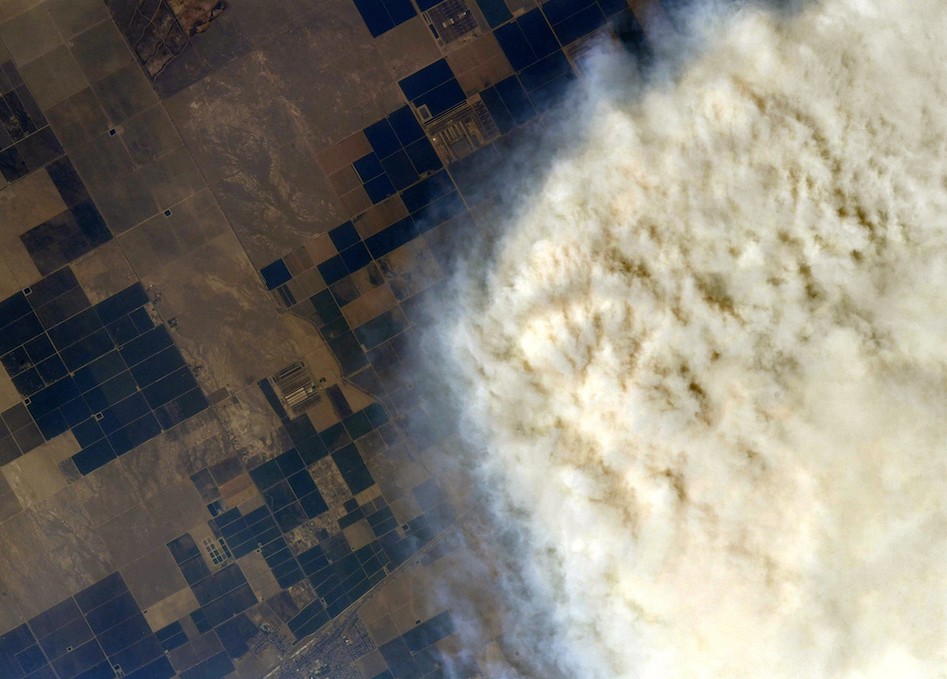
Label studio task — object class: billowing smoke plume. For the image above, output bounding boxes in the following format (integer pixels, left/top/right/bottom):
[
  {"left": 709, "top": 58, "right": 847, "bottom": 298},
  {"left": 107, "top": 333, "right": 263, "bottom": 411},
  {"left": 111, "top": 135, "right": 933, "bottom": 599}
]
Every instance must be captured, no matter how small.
[{"left": 438, "top": 1, "right": 947, "bottom": 677}]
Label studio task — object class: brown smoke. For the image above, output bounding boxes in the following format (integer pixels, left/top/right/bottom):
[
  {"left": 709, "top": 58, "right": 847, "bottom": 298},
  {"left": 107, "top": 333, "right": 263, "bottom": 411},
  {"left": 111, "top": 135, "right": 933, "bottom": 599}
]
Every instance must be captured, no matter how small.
[{"left": 443, "top": 1, "right": 947, "bottom": 676}]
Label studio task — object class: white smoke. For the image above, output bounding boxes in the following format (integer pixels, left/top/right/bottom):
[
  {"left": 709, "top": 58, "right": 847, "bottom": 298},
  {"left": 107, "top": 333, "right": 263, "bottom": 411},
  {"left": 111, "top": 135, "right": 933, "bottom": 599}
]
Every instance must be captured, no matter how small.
[{"left": 438, "top": 1, "right": 947, "bottom": 677}]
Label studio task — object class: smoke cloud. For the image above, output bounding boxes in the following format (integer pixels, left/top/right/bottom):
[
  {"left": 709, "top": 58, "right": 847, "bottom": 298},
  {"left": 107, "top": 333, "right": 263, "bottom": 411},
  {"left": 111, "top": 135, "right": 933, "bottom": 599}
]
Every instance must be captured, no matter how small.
[{"left": 435, "top": 0, "right": 947, "bottom": 677}]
